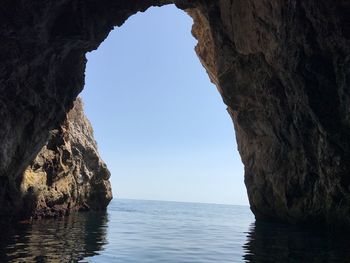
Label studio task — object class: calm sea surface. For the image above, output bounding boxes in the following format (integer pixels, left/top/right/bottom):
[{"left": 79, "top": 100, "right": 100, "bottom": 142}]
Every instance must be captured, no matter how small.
[{"left": 1, "top": 199, "right": 350, "bottom": 262}]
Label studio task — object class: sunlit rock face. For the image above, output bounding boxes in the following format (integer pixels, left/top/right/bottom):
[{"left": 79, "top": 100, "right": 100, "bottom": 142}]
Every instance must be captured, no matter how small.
[
  {"left": 0, "top": 0, "right": 349, "bottom": 225},
  {"left": 20, "top": 98, "right": 112, "bottom": 219},
  {"left": 0, "top": 0, "right": 161, "bottom": 218}
]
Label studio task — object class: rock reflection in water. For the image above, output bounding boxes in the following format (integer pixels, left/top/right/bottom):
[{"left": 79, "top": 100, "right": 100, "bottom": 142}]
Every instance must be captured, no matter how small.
[
  {"left": 0, "top": 212, "right": 108, "bottom": 263},
  {"left": 243, "top": 221, "right": 350, "bottom": 263}
]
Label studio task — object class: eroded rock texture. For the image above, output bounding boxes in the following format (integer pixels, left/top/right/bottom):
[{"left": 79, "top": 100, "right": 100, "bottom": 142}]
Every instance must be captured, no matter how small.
[
  {"left": 20, "top": 98, "right": 112, "bottom": 219},
  {"left": 0, "top": 0, "right": 349, "bottom": 225},
  {"left": 189, "top": 0, "right": 350, "bottom": 226}
]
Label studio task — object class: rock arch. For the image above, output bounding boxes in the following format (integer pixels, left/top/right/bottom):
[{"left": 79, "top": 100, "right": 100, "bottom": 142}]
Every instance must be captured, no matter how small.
[{"left": 0, "top": 0, "right": 349, "bottom": 225}]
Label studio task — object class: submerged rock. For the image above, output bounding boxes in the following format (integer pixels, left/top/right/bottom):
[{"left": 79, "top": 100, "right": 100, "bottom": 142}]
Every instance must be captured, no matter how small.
[{"left": 20, "top": 98, "right": 112, "bottom": 219}]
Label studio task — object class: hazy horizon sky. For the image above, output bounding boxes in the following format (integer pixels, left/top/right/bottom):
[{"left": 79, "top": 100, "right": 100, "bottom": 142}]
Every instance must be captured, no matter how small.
[{"left": 81, "top": 5, "right": 248, "bottom": 205}]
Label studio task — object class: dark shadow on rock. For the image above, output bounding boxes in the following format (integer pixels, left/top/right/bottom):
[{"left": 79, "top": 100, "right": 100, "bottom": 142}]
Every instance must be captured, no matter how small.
[
  {"left": 243, "top": 221, "right": 350, "bottom": 263},
  {"left": 0, "top": 211, "right": 108, "bottom": 262}
]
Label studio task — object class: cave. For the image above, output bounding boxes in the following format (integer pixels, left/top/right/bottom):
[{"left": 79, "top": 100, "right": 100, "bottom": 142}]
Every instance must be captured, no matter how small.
[
  {"left": 82, "top": 5, "right": 247, "bottom": 205},
  {"left": 0, "top": 0, "right": 349, "bottom": 226}
]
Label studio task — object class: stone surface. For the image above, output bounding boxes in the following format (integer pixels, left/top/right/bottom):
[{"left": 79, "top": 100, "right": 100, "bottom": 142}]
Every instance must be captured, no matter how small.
[
  {"left": 189, "top": 1, "right": 350, "bottom": 226},
  {"left": 0, "top": 0, "right": 349, "bottom": 225},
  {"left": 20, "top": 98, "right": 112, "bottom": 219}
]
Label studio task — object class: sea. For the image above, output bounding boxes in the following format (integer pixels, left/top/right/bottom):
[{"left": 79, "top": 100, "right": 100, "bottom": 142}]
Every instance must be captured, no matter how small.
[{"left": 1, "top": 199, "right": 350, "bottom": 263}]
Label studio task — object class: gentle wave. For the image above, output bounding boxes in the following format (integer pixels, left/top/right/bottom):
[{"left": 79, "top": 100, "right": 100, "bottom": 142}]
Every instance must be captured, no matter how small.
[{"left": 1, "top": 199, "right": 350, "bottom": 262}]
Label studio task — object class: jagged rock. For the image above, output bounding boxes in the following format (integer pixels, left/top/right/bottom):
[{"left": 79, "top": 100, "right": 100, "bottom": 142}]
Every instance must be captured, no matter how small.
[
  {"left": 20, "top": 98, "right": 112, "bottom": 219},
  {"left": 189, "top": 1, "right": 350, "bottom": 226},
  {"left": 0, "top": 0, "right": 349, "bottom": 225}
]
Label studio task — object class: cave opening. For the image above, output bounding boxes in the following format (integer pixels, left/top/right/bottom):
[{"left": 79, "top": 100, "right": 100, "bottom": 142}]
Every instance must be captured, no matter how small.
[{"left": 80, "top": 5, "right": 248, "bottom": 205}]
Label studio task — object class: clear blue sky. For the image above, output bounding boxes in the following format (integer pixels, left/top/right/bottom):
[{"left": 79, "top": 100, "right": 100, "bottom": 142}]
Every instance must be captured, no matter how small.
[{"left": 81, "top": 5, "right": 248, "bottom": 205}]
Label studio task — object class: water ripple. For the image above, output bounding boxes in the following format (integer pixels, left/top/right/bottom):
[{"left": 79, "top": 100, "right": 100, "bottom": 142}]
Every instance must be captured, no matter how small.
[{"left": 1, "top": 200, "right": 350, "bottom": 262}]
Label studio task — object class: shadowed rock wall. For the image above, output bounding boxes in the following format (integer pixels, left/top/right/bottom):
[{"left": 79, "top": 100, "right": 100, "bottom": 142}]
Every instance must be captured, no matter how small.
[
  {"left": 0, "top": 0, "right": 349, "bottom": 225},
  {"left": 189, "top": 1, "right": 350, "bottom": 225}
]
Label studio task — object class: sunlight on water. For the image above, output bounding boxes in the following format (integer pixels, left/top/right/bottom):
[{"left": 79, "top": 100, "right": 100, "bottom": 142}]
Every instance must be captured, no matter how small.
[{"left": 1, "top": 199, "right": 350, "bottom": 262}]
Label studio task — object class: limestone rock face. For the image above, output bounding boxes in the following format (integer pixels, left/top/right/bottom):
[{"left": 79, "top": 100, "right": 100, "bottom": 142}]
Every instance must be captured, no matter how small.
[
  {"left": 189, "top": 1, "right": 350, "bottom": 226},
  {"left": 0, "top": 0, "right": 349, "bottom": 225},
  {"left": 21, "top": 98, "right": 112, "bottom": 219}
]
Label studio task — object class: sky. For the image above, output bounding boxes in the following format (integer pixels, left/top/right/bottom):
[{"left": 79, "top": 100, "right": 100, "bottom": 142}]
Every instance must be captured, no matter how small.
[{"left": 80, "top": 5, "right": 248, "bottom": 205}]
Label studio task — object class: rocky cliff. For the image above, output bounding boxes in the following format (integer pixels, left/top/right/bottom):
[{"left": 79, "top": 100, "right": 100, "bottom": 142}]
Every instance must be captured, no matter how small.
[
  {"left": 20, "top": 98, "right": 112, "bottom": 219},
  {"left": 189, "top": 1, "right": 350, "bottom": 226},
  {"left": 0, "top": 0, "right": 349, "bottom": 225}
]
